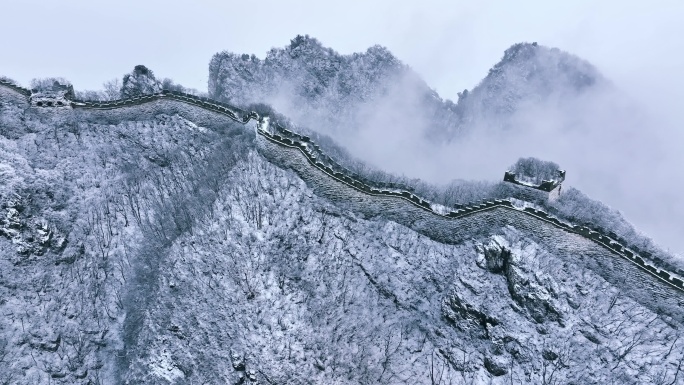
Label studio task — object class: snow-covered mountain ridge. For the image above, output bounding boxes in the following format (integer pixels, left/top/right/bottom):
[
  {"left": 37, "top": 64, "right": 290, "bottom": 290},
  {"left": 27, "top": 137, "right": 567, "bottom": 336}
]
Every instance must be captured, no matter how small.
[
  {"left": 208, "top": 36, "right": 604, "bottom": 140},
  {"left": 1, "top": 77, "right": 684, "bottom": 384},
  {"left": 0, "top": 81, "right": 684, "bottom": 292},
  {"left": 255, "top": 119, "right": 684, "bottom": 295},
  {"left": 3, "top": 78, "right": 681, "bottom": 297}
]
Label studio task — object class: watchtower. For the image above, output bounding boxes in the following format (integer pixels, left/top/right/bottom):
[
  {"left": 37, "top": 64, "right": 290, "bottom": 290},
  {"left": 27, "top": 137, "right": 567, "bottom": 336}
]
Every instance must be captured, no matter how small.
[
  {"left": 30, "top": 80, "right": 74, "bottom": 108},
  {"left": 503, "top": 158, "right": 565, "bottom": 202}
]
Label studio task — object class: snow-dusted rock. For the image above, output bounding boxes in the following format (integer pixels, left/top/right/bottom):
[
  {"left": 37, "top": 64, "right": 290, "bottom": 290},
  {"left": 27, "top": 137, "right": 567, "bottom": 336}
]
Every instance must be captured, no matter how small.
[{"left": 120, "top": 65, "right": 162, "bottom": 98}]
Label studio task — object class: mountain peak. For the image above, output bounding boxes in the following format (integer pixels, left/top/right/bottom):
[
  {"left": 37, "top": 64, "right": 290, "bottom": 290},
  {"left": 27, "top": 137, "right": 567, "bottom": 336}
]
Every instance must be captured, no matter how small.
[
  {"left": 208, "top": 37, "right": 607, "bottom": 142},
  {"left": 286, "top": 34, "right": 329, "bottom": 57},
  {"left": 208, "top": 35, "right": 413, "bottom": 112},
  {"left": 121, "top": 65, "right": 162, "bottom": 98},
  {"left": 499, "top": 42, "right": 541, "bottom": 64},
  {"left": 485, "top": 41, "right": 602, "bottom": 92},
  {"left": 288, "top": 34, "right": 323, "bottom": 49},
  {"left": 455, "top": 42, "right": 604, "bottom": 118}
]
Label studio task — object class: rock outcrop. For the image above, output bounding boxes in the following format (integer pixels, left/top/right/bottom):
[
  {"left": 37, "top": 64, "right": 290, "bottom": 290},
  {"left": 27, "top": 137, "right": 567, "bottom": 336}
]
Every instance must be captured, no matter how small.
[{"left": 121, "top": 65, "right": 163, "bottom": 98}]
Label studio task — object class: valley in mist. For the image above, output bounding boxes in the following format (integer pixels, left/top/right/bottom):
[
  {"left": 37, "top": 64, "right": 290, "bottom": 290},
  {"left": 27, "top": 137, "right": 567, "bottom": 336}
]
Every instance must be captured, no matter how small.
[{"left": 207, "top": 37, "right": 684, "bottom": 258}]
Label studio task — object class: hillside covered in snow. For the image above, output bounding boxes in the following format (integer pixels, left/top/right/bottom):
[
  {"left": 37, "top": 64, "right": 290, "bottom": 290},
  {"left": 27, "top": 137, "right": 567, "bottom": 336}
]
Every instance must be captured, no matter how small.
[
  {"left": 207, "top": 35, "right": 684, "bottom": 264},
  {"left": 1, "top": 68, "right": 683, "bottom": 385}
]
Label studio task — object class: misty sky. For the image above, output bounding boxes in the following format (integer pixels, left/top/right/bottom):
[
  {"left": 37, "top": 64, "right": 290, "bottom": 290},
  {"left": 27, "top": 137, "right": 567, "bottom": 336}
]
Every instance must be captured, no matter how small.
[
  {"left": 2, "top": 1, "right": 684, "bottom": 254},
  {"left": 1, "top": 1, "right": 682, "bottom": 103}
]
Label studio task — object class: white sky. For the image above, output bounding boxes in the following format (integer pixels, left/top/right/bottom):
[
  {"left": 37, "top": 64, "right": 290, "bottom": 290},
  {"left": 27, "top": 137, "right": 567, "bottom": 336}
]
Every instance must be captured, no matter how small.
[
  {"left": 2, "top": 0, "right": 684, "bottom": 253},
  {"left": 1, "top": 0, "right": 682, "bottom": 103}
]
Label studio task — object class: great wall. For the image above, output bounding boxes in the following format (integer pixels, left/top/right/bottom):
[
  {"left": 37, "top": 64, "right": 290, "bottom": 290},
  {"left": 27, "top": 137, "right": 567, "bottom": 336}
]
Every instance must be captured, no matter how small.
[{"left": 1, "top": 78, "right": 683, "bottom": 323}]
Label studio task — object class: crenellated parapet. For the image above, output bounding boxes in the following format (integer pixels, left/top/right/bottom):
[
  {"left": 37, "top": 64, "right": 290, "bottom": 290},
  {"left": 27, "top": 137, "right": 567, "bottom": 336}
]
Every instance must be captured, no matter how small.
[{"left": 0, "top": 81, "right": 259, "bottom": 125}]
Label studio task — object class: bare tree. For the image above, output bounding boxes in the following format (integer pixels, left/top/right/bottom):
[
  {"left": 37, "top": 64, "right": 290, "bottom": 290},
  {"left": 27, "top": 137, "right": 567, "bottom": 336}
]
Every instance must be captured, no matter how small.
[{"left": 102, "top": 78, "right": 122, "bottom": 100}]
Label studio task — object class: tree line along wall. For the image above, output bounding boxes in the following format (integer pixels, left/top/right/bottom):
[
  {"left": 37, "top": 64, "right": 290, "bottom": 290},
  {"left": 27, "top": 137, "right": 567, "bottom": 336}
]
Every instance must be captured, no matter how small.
[{"left": 1, "top": 81, "right": 682, "bottom": 320}]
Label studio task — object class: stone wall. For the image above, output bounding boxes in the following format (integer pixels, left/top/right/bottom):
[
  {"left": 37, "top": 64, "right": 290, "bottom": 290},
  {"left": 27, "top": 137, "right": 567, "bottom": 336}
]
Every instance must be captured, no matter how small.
[
  {"left": 0, "top": 84, "right": 257, "bottom": 131},
  {"left": 256, "top": 127, "right": 684, "bottom": 323},
  {"left": 0, "top": 79, "right": 31, "bottom": 97},
  {"left": 1, "top": 81, "right": 682, "bottom": 323}
]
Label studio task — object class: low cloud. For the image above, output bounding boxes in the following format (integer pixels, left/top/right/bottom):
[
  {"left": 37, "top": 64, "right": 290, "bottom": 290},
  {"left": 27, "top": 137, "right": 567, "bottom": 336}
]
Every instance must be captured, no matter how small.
[{"left": 265, "top": 68, "right": 684, "bottom": 257}]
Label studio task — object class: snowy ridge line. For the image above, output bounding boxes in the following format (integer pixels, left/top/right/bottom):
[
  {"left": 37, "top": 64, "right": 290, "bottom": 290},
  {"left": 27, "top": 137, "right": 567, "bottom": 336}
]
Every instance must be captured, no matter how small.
[
  {"left": 256, "top": 122, "right": 684, "bottom": 294},
  {"left": 70, "top": 90, "right": 259, "bottom": 124},
  {"left": 1, "top": 80, "right": 682, "bottom": 293},
  {"left": 0, "top": 78, "right": 32, "bottom": 97},
  {"left": 0, "top": 81, "right": 259, "bottom": 124}
]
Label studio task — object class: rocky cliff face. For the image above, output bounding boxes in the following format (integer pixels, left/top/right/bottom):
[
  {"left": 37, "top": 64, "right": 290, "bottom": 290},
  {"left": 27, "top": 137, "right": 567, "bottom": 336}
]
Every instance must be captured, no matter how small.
[{"left": 1, "top": 85, "right": 683, "bottom": 384}]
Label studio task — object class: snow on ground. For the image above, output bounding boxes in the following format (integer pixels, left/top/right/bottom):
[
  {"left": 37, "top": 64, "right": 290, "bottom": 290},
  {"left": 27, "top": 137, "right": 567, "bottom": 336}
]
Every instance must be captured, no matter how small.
[{"left": 1, "top": 87, "right": 683, "bottom": 384}]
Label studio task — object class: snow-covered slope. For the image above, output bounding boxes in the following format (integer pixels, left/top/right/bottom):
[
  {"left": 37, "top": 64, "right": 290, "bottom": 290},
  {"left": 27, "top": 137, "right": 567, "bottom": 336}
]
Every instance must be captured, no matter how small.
[
  {"left": 127, "top": 152, "right": 684, "bottom": 384},
  {"left": 458, "top": 42, "right": 602, "bottom": 122},
  {"left": 1, "top": 79, "right": 683, "bottom": 385},
  {"left": 207, "top": 36, "right": 603, "bottom": 140}
]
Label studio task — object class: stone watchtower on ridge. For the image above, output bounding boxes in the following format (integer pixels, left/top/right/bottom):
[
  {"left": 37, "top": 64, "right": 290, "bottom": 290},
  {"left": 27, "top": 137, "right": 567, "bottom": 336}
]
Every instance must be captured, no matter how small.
[
  {"left": 503, "top": 157, "right": 565, "bottom": 202},
  {"left": 29, "top": 79, "right": 74, "bottom": 108}
]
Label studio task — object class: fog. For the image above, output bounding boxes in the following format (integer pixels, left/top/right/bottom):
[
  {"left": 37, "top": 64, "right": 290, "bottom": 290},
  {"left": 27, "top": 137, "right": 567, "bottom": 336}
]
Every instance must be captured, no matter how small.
[
  {"left": 264, "top": 60, "right": 684, "bottom": 258},
  {"left": 1, "top": 0, "right": 683, "bottom": 254},
  {"left": 374, "top": 86, "right": 683, "bottom": 257}
]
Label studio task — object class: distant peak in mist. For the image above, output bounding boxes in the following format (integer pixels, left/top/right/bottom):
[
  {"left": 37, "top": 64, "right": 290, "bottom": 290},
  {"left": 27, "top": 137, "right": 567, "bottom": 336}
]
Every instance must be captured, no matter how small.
[
  {"left": 208, "top": 35, "right": 411, "bottom": 110},
  {"left": 209, "top": 37, "right": 605, "bottom": 139},
  {"left": 285, "top": 34, "right": 401, "bottom": 68},
  {"left": 490, "top": 41, "right": 601, "bottom": 84},
  {"left": 506, "top": 42, "right": 600, "bottom": 87},
  {"left": 458, "top": 42, "right": 605, "bottom": 118}
]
